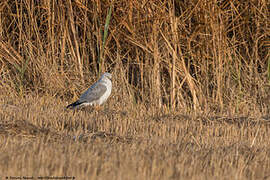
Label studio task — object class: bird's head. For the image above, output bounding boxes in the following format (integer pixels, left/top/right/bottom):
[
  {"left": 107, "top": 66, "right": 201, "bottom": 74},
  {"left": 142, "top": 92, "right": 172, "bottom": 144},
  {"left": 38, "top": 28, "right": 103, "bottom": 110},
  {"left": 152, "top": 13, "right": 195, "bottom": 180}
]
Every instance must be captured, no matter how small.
[{"left": 102, "top": 72, "right": 112, "bottom": 80}]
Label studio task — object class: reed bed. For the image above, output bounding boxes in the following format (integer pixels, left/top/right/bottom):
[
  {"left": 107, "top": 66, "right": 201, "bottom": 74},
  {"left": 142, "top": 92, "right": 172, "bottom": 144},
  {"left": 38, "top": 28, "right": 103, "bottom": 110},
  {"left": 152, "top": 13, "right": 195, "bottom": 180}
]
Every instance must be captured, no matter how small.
[{"left": 0, "top": 0, "right": 269, "bottom": 179}]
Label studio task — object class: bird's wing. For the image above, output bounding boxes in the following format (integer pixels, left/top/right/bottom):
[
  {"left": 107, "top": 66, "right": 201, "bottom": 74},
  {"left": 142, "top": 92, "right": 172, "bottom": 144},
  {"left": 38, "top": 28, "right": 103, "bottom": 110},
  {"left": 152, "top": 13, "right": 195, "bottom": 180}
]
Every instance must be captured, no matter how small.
[{"left": 79, "top": 82, "right": 107, "bottom": 103}]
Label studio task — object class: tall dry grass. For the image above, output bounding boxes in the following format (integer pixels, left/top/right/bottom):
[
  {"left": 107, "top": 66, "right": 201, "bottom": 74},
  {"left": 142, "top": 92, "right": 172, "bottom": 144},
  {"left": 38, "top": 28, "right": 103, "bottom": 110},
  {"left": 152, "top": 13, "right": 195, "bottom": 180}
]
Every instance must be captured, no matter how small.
[
  {"left": 0, "top": 0, "right": 270, "bottom": 179},
  {"left": 0, "top": 0, "right": 268, "bottom": 112}
]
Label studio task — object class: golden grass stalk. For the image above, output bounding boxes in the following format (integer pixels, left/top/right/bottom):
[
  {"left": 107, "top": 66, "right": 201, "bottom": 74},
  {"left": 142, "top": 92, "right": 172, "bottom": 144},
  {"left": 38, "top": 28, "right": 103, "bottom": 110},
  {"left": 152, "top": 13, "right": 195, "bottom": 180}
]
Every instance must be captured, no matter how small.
[{"left": 0, "top": 0, "right": 268, "bottom": 112}]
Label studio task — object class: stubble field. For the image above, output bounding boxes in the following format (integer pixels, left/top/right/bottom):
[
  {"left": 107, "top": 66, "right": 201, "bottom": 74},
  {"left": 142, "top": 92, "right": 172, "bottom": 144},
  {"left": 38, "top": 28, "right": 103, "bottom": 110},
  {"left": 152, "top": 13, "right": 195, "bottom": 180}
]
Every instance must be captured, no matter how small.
[
  {"left": 0, "top": 0, "right": 269, "bottom": 179},
  {"left": 0, "top": 94, "right": 270, "bottom": 179}
]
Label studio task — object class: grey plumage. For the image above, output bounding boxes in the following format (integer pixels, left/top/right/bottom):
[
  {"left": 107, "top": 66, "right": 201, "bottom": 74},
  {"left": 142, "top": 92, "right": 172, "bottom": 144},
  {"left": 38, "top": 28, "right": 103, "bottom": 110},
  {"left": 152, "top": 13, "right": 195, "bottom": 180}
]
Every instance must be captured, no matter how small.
[{"left": 67, "top": 72, "right": 112, "bottom": 109}]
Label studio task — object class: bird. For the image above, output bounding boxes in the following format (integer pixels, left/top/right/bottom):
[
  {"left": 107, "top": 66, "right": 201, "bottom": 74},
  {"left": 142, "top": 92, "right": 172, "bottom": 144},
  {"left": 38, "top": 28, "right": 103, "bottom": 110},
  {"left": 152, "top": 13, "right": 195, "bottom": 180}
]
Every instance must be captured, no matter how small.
[{"left": 66, "top": 72, "right": 112, "bottom": 109}]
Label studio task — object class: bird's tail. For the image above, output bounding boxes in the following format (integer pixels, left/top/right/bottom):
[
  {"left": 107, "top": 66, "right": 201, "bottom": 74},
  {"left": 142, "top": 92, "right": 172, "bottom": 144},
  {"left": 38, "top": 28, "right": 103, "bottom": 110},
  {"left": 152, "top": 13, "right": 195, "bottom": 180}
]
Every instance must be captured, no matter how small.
[{"left": 66, "top": 101, "right": 83, "bottom": 109}]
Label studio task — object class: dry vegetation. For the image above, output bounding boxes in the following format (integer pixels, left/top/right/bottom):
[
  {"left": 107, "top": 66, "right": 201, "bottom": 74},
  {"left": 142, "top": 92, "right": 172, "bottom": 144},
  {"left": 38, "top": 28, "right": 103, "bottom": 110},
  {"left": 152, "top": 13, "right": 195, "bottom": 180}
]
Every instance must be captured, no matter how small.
[{"left": 0, "top": 0, "right": 269, "bottom": 179}]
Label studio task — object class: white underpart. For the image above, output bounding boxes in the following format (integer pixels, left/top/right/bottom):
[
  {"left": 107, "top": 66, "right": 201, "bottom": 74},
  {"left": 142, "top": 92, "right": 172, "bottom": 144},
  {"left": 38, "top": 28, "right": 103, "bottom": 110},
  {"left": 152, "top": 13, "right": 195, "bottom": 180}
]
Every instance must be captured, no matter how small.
[
  {"left": 67, "top": 73, "right": 112, "bottom": 109},
  {"left": 96, "top": 78, "right": 112, "bottom": 105},
  {"left": 78, "top": 73, "right": 112, "bottom": 107},
  {"left": 82, "top": 76, "right": 112, "bottom": 106}
]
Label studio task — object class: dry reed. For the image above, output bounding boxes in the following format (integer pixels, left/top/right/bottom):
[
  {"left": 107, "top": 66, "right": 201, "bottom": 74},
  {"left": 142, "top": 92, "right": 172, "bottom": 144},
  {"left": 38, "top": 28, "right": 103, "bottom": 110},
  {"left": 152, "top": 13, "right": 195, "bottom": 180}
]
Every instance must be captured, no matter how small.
[{"left": 0, "top": 0, "right": 269, "bottom": 179}]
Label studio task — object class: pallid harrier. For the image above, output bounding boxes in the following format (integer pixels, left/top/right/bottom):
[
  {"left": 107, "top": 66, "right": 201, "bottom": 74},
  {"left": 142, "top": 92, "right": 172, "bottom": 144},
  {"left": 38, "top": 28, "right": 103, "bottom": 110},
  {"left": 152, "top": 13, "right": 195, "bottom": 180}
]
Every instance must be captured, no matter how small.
[{"left": 66, "top": 72, "right": 112, "bottom": 109}]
